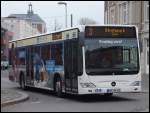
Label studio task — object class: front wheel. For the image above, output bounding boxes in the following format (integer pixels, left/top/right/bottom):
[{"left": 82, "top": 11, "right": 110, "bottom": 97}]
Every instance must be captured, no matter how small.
[
  {"left": 20, "top": 75, "right": 26, "bottom": 90},
  {"left": 55, "top": 78, "right": 62, "bottom": 97}
]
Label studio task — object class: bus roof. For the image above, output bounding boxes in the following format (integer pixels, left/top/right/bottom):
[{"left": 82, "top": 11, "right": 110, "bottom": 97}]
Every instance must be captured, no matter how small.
[
  {"left": 9, "top": 24, "right": 137, "bottom": 43},
  {"left": 9, "top": 26, "right": 83, "bottom": 43}
]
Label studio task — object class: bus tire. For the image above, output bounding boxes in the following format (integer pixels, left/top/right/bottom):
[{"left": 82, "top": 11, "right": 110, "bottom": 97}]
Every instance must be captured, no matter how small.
[
  {"left": 54, "top": 77, "right": 62, "bottom": 97},
  {"left": 19, "top": 73, "right": 26, "bottom": 90}
]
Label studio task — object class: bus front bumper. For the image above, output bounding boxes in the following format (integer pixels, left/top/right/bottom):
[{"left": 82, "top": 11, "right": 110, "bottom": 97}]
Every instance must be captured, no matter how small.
[{"left": 78, "top": 86, "right": 141, "bottom": 95}]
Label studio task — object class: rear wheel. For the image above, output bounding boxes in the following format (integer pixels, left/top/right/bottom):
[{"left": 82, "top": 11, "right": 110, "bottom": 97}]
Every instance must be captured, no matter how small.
[
  {"left": 20, "top": 74, "right": 26, "bottom": 90},
  {"left": 55, "top": 77, "right": 62, "bottom": 97}
]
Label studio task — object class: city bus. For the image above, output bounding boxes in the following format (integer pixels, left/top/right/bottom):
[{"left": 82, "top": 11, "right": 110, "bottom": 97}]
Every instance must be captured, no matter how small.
[{"left": 8, "top": 25, "right": 141, "bottom": 97}]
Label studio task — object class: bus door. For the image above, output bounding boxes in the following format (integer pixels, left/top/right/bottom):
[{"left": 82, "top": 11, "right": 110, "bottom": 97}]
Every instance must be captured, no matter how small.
[
  {"left": 26, "top": 46, "right": 34, "bottom": 86},
  {"left": 64, "top": 39, "right": 78, "bottom": 93}
]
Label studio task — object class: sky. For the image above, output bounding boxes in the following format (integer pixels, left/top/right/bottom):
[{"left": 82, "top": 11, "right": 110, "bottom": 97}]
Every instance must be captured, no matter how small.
[{"left": 1, "top": 1, "right": 104, "bottom": 32}]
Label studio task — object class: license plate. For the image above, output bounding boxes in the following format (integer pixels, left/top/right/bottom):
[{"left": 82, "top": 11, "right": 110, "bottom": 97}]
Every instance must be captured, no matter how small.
[
  {"left": 95, "top": 88, "right": 112, "bottom": 93},
  {"left": 95, "top": 88, "right": 102, "bottom": 93},
  {"left": 112, "top": 88, "right": 121, "bottom": 92},
  {"left": 95, "top": 88, "right": 121, "bottom": 93}
]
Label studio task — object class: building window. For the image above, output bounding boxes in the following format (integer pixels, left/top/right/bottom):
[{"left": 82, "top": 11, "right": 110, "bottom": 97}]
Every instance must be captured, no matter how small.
[
  {"left": 110, "top": 9, "right": 115, "bottom": 24},
  {"left": 119, "top": 2, "right": 128, "bottom": 24},
  {"left": 122, "top": 2, "right": 128, "bottom": 24},
  {"left": 32, "top": 23, "right": 36, "bottom": 28},
  {"left": 147, "top": 39, "right": 149, "bottom": 47},
  {"left": 146, "top": 1, "right": 149, "bottom": 21},
  {"left": 147, "top": 51, "right": 149, "bottom": 65},
  {"left": 11, "top": 25, "right": 14, "bottom": 30},
  {"left": 119, "top": 4, "right": 122, "bottom": 24}
]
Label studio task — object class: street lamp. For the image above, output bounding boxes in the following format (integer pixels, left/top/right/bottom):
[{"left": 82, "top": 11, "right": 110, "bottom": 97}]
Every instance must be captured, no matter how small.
[{"left": 58, "top": 1, "right": 67, "bottom": 28}]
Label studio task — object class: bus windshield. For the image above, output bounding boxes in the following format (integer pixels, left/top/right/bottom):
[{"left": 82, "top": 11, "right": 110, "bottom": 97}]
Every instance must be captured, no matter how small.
[{"left": 85, "top": 38, "right": 139, "bottom": 75}]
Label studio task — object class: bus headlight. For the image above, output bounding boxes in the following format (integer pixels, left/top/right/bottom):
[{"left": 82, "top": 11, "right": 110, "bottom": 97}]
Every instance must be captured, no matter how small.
[
  {"left": 80, "top": 83, "right": 96, "bottom": 88},
  {"left": 130, "top": 81, "right": 141, "bottom": 86}
]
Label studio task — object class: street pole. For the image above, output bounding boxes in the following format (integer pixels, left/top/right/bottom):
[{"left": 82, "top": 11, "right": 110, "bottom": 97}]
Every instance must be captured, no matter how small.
[
  {"left": 58, "top": 2, "right": 67, "bottom": 28},
  {"left": 54, "top": 19, "right": 56, "bottom": 31},
  {"left": 65, "top": 4, "right": 67, "bottom": 28},
  {"left": 71, "top": 14, "right": 73, "bottom": 27}
]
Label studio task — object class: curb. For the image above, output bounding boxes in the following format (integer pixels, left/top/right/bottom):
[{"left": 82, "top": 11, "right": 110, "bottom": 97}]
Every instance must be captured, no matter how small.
[
  {"left": 141, "top": 90, "right": 149, "bottom": 93},
  {"left": 141, "top": 109, "right": 149, "bottom": 112},
  {"left": 132, "top": 90, "right": 149, "bottom": 94},
  {"left": 1, "top": 91, "right": 29, "bottom": 107}
]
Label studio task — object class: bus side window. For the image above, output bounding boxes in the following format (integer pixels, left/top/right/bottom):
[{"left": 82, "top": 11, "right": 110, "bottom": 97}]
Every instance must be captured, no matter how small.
[
  {"left": 51, "top": 43, "right": 63, "bottom": 65},
  {"left": 72, "top": 40, "right": 78, "bottom": 75},
  {"left": 17, "top": 48, "right": 26, "bottom": 65},
  {"left": 41, "top": 45, "right": 51, "bottom": 65},
  {"left": 78, "top": 41, "right": 83, "bottom": 75}
]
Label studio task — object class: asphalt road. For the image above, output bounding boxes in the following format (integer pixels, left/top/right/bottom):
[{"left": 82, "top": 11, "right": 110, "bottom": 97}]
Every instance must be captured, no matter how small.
[{"left": 1, "top": 70, "right": 149, "bottom": 112}]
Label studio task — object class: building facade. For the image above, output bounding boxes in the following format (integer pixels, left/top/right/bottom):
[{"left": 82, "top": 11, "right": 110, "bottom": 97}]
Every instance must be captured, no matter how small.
[
  {"left": 104, "top": 1, "right": 149, "bottom": 74},
  {"left": 1, "top": 3, "right": 46, "bottom": 40},
  {"left": 1, "top": 27, "right": 13, "bottom": 61}
]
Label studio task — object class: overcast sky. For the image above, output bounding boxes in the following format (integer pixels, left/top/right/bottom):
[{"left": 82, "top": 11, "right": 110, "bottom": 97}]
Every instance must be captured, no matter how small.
[{"left": 1, "top": 1, "right": 104, "bottom": 32}]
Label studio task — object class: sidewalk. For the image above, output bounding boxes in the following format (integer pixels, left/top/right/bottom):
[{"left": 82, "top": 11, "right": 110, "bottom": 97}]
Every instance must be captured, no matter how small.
[
  {"left": 142, "top": 73, "right": 149, "bottom": 92},
  {"left": 1, "top": 89, "right": 29, "bottom": 107}
]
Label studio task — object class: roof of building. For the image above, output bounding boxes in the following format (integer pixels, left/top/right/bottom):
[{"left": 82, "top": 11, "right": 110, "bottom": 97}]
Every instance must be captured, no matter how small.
[
  {"left": 8, "top": 14, "right": 45, "bottom": 23},
  {"left": 7, "top": 3, "right": 45, "bottom": 23}
]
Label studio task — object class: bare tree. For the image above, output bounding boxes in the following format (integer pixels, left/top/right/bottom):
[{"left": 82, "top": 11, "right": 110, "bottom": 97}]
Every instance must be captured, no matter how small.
[
  {"left": 79, "top": 17, "right": 97, "bottom": 25},
  {"left": 54, "top": 19, "right": 62, "bottom": 31}
]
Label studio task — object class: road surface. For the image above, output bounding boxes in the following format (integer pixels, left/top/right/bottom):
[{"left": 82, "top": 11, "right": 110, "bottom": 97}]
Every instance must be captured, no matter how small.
[{"left": 1, "top": 70, "right": 149, "bottom": 112}]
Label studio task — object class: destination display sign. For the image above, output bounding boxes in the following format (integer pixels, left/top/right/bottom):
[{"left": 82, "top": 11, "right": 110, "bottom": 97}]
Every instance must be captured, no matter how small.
[{"left": 85, "top": 26, "right": 136, "bottom": 38}]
